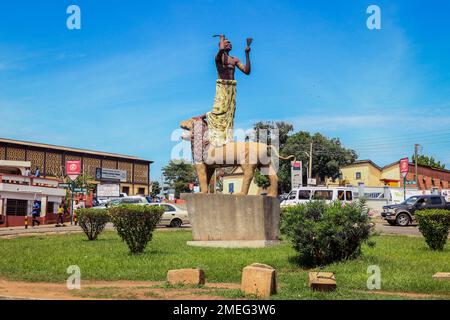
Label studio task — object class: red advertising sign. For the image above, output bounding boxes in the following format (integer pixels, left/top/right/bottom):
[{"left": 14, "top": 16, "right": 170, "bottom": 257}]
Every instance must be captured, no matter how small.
[
  {"left": 66, "top": 160, "right": 81, "bottom": 180},
  {"left": 292, "top": 161, "right": 302, "bottom": 170},
  {"left": 400, "top": 158, "right": 409, "bottom": 178}
]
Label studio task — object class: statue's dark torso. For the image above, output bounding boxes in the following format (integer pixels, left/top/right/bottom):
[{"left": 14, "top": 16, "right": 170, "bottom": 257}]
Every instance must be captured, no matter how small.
[{"left": 216, "top": 54, "right": 238, "bottom": 80}]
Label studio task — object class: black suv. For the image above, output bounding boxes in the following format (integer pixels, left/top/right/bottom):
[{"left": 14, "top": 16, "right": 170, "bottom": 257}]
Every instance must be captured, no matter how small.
[{"left": 382, "top": 195, "right": 450, "bottom": 226}]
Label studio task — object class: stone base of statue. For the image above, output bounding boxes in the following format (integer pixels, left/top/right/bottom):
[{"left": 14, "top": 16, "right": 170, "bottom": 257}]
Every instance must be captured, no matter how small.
[{"left": 181, "top": 193, "right": 281, "bottom": 248}]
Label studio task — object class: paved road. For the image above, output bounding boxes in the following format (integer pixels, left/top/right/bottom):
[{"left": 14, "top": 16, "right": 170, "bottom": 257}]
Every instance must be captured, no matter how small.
[
  {"left": 374, "top": 221, "right": 424, "bottom": 237},
  {"left": 1, "top": 219, "right": 446, "bottom": 239},
  {"left": 0, "top": 223, "right": 190, "bottom": 237}
]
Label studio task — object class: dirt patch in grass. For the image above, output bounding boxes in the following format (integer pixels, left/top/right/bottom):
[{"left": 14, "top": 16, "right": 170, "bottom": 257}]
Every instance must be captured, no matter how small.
[{"left": 0, "top": 278, "right": 241, "bottom": 300}]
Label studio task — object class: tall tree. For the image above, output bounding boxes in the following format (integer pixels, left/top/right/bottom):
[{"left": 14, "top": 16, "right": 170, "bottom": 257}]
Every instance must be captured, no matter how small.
[
  {"left": 162, "top": 160, "right": 197, "bottom": 199},
  {"left": 253, "top": 121, "right": 294, "bottom": 149},
  {"left": 279, "top": 132, "right": 357, "bottom": 193},
  {"left": 150, "top": 181, "right": 161, "bottom": 197},
  {"left": 412, "top": 154, "right": 446, "bottom": 169},
  {"left": 252, "top": 121, "right": 294, "bottom": 190}
]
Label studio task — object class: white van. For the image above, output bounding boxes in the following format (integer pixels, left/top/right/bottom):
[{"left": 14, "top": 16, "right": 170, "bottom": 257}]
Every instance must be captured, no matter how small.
[{"left": 280, "top": 187, "right": 355, "bottom": 207}]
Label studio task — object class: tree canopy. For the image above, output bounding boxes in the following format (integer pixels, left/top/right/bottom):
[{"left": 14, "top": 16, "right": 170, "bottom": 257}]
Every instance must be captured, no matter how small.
[
  {"left": 279, "top": 131, "right": 357, "bottom": 193},
  {"left": 412, "top": 154, "right": 446, "bottom": 169},
  {"left": 162, "top": 160, "right": 197, "bottom": 198},
  {"left": 252, "top": 121, "right": 357, "bottom": 194},
  {"left": 150, "top": 181, "right": 161, "bottom": 197}
]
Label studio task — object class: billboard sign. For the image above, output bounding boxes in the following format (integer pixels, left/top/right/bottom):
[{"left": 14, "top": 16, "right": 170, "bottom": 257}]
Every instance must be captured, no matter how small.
[
  {"left": 66, "top": 160, "right": 81, "bottom": 181},
  {"left": 400, "top": 158, "right": 409, "bottom": 178},
  {"left": 291, "top": 161, "right": 303, "bottom": 188},
  {"left": 95, "top": 168, "right": 127, "bottom": 182},
  {"left": 97, "top": 184, "right": 120, "bottom": 197}
]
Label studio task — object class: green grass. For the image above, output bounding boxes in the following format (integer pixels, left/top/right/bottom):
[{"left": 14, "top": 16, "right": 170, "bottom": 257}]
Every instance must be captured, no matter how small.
[{"left": 0, "top": 230, "right": 449, "bottom": 299}]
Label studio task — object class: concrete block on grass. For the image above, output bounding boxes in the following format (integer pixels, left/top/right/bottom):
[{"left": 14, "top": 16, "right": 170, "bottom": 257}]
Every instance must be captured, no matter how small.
[
  {"left": 167, "top": 269, "right": 205, "bottom": 286},
  {"left": 308, "top": 272, "right": 337, "bottom": 292},
  {"left": 241, "top": 263, "right": 277, "bottom": 299},
  {"left": 433, "top": 272, "right": 450, "bottom": 280}
]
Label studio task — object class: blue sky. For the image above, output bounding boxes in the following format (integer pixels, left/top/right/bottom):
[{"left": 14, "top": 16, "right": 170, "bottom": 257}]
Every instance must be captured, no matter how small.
[{"left": 1, "top": 0, "right": 450, "bottom": 179}]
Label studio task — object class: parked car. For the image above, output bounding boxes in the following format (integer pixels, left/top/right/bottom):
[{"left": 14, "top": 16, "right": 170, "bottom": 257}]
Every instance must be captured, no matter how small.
[
  {"left": 145, "top": 195, "right": 163, "bottom": 203},
  {"left": 280, "top": 187, "right": 355, "bottom": 207},
  {"left": 106, "top": 196, "right": 149, "bottom": 207},
  {"left": 147, "top": 203, "right": 189, "bottom": 228},
  {"left": 382, "top": 195, "right": 450, "bottom": 226}
]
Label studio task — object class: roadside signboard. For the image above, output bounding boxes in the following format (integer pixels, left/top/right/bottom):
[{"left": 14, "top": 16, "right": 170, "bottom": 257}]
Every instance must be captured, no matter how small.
[
  {"left": 307, "top": 178, "right": 317, "bottom": 186},
  {"left": 58, "top": 183, "right": 70, "bottom": 189},
  {"left": 95, "top": 168, "right": 127, "bottom": 182},
  {"left": 73, "top": 188, "right": 87, "bottom": 193},
  {"left": 66, "top": 160, "right": 81, "bottom": 181},
  {"left": 400, "top": 158, "right": 409, "bottom": 178},
  {"left": 97, "top": 184, "right": 120, "bottom": 197},
  {"left": 291, "top": 161, "right": 303, "bottom": 188},
  {"left": 400, "top": 157, "right": 409, "bottom": 201}
]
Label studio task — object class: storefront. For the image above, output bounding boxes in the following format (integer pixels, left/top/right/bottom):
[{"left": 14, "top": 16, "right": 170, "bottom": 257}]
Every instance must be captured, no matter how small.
[{"left": 0, "top": 160, "right": 66, "bottom": 227}]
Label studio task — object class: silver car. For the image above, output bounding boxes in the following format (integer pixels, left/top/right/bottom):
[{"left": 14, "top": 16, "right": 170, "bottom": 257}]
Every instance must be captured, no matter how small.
[{"left": 148, "top": 203, "right": 189, "bottom": 228}]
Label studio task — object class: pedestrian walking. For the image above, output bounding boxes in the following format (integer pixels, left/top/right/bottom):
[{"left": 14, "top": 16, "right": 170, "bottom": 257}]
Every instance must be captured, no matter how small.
[
  {"left": 34, "top": 167, "right": 40, "bottom": 177},
  {"left": 31, "top": 200, "right": 41, "bottom": 227},
  {"left": 56, "top": 203, "right": 66, "bottom": 227}
]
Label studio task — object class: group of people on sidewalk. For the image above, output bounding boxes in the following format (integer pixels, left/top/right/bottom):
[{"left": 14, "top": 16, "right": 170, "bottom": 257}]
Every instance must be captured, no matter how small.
[{"left": 29, "top": 200, "right": 69, "bottom": 228}]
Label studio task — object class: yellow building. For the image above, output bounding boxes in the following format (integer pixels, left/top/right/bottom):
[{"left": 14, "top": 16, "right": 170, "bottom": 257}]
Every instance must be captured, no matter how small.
[
  {"left": 329, "top": 160, "right": 400, "bottom": 187},
  {"left": 222, "top": 167, "right": 262, "bottom": 195},
  {"left": 331, "top": 159, "right": 450, "bottom": 190}
]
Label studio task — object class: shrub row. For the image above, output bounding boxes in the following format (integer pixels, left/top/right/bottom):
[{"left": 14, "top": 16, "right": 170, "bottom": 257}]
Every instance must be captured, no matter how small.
[
  {"left": 281, "top": 200, "right": 374, "bottom": 267},
  {"left": 76, "top": 205, "right": 164, "bottom": 254},
  {"left": 415, "top": 209, "right": 450, "bottom": 251}
]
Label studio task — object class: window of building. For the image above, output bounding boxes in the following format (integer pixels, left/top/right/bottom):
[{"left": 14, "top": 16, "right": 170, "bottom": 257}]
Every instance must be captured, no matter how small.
[
  {"left": 47, "top": 202, "right": 55, "bottom": 214},
  {"left": 228, "top": 183, "right": 235, "bottom": 194},
  {"left": 122, "top": 186, "right": 130, "bottom": 195},
  {"left": 6, "top": 199, "right": 28, "bottom": 216},
  {"left": 312, "top": 190, "right": 333, "bottom": 200},
  {"left": 138, "top": 188, "right": 145, "bottom": 195},
  {"left": 355, "top": 172, "right": 362, "bottom": 180}
]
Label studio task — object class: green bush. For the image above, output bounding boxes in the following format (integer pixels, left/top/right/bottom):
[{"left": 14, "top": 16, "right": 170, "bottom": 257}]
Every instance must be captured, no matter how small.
[
  {"left": 77, "top": 208, "right": 109, "bottom": 241},
  {"left": 415, "top": 209, "right": 450, "bottom": 251},
  {"left": 109, "top": 205, "right": 164, "bottom": 254},
  {"left": 281, "top": 200, "right": 374, "bottom": 267}
]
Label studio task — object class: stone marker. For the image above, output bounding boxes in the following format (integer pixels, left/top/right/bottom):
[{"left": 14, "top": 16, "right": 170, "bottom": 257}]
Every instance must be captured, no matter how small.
[
  {"left": 167, "top": 269, "right": 206, "bottom": 286},
  {"left": 433, "top": 272, "right": 450, "bottom": 280},
  {"left": 241, "top": 263, "right": 277, "bottom": 299},
  {"left": 308, "top": 272, "right": 337, "bottom": 292}
]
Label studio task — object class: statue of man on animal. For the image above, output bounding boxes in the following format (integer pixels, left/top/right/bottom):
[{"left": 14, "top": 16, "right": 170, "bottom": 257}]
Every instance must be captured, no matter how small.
[{"left": 180, "top": 35, "right": 293, "bottom": 198}]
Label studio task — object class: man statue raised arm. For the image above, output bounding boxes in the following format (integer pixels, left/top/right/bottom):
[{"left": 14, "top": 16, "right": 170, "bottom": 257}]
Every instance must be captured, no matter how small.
[{"left": 203, "top": 35, "right": 252, "bottom": 147}]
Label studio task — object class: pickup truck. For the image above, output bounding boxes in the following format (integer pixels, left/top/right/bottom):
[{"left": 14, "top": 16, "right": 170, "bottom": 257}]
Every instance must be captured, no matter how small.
[{"left": 382, "top": 195, "right": 450, "bottom": 226}]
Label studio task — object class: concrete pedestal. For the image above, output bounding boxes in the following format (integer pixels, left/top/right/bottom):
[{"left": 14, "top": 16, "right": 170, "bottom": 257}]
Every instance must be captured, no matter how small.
[{"left": 181, "top": 193, "right": 281, "bottom": 248}]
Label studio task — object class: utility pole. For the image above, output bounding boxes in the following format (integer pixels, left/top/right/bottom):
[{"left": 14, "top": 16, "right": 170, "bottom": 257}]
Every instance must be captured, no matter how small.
[
  {"left": 414, "top": 144, "right": 420, "bottom": 189},
  {"left": 303, "top": 142, "right": 314, "bottom": 186},
  {"left": 309, "top": 142, "right": 313, "bottom": 183}
]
